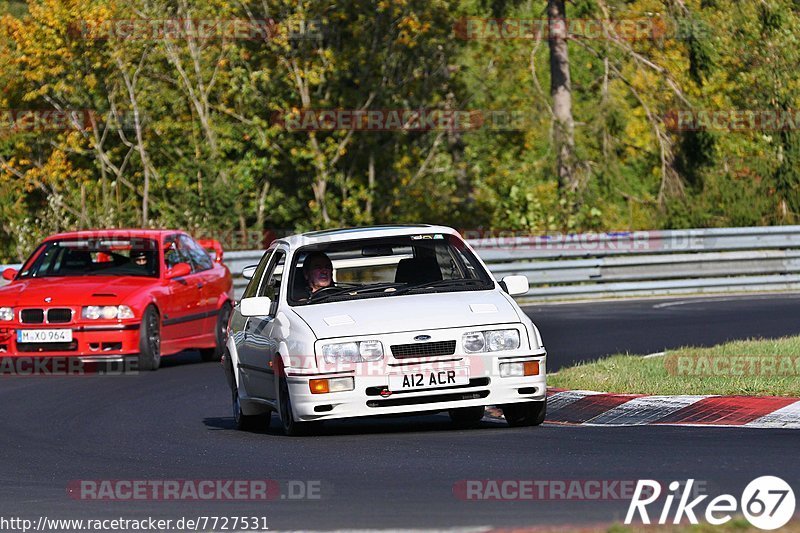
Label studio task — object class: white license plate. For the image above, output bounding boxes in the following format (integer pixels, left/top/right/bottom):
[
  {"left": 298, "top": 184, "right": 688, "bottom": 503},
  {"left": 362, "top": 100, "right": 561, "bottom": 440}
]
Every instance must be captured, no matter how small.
[
  {"left": 17, "top": 329, "right": 73, "bottom": 343},
  {"left": 389, "top": 367, "right": 470, "bottom": 391}
]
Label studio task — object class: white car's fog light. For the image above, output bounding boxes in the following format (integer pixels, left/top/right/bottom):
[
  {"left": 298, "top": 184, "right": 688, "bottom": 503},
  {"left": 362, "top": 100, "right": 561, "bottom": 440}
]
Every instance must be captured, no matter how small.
[
  {"left": 328, "top": 377, "right": 355, "bottom": 392},
  {"left": 500, "top": 361, "right": 540, "bottom": 377}
]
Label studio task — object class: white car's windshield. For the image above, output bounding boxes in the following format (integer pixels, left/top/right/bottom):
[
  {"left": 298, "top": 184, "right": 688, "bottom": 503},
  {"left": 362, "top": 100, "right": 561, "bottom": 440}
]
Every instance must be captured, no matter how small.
[
  {"left": 18, "top": 238, "right": 160, "bottom": 278},
  {"left": 288, "top": 233, "right": 493, "bottom": 305}
]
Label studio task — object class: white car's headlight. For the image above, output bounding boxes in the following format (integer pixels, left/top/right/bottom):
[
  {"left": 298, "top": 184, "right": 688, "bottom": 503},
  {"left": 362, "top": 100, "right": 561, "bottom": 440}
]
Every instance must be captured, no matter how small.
[
  {"left": 82, "top": 305, "right": 134, "bottom": 320},
  {"left": 322, "top": 340, "right": 384, "bottom": 363},
  {"left": 0, "top": 307, "right": 13, "bottom": 321},
  {"left": 462, "top": 331, "right": 486, "bottom": 353},
  {"left": 486, "top": 329, "right": 520, "bottom": 351},
  {"left": 462, "top": 329, "right": 520, "bottom": 353}
]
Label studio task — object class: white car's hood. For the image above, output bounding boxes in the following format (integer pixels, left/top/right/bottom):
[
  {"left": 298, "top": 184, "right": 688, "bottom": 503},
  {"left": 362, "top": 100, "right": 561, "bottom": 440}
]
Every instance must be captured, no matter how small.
[{"left": 291, "top": 290, "right": 521, "bottom": 339}]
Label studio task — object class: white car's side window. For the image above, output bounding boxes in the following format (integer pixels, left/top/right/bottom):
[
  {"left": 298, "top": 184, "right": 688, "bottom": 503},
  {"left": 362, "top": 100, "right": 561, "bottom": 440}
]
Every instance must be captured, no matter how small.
[
  {"left": 258, "top": 250, "right": 286, "bottom": 303},
  {"left": 241, "top": 249, "right": 273, "bottom": 300}
]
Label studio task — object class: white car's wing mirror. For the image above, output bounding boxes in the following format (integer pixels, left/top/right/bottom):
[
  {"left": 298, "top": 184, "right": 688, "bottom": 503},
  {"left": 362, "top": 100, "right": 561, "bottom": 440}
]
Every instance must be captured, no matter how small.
[
  {"left": 241, "top": 265, "right": 258, "bottom": 280},
  {"left": 501, "top": 275, "right": 529, "bottom": 296},
  {"left": 240, "top": 296, "right": 272, "bottom": 317}
]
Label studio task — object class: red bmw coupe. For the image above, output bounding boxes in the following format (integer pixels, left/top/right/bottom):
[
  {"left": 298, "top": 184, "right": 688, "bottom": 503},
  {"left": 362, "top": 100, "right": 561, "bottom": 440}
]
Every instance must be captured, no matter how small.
[{"left": 0, "top": 229, "right": 233, "bottom": 370}]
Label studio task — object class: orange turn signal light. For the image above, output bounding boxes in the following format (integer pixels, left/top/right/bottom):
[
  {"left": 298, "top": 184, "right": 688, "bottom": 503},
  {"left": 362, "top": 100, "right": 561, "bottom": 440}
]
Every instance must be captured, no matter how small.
[
  {"left": 309, "top": 379, "right": 330, "bottom": 394},
  {"left": 523, "top": 361, "right": 540, "bottom": 376}
]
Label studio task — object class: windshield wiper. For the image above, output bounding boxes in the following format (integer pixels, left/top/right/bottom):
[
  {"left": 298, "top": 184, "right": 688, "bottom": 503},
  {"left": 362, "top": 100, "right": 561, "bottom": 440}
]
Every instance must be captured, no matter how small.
[
  {"left": 391, "top": 278, "right": 488, "bottom": 296},
  {"left": 306, "top": 282, "right": 405, "bottom": 304}
]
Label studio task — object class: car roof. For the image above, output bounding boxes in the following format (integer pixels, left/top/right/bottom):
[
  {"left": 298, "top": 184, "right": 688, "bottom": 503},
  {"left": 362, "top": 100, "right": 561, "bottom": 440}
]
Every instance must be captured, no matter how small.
[
  {"left": 44, "top": 229, "right": 184, "bottom": 241},
  {"left": 278, "top": 224, "right": 460, "bottom": 248}
]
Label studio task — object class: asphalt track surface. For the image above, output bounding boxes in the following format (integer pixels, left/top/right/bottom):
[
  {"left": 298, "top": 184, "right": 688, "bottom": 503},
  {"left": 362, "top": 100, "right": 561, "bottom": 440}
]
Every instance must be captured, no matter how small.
[{"left": 1, "top": 294, "right": 799, "bottom": 530}]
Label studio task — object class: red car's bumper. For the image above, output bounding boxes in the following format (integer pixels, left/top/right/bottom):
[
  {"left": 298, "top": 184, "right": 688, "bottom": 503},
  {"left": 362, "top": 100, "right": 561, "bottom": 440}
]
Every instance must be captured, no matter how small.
[{"left": 0, "top": 324, "right": 140, "bottom": 358}]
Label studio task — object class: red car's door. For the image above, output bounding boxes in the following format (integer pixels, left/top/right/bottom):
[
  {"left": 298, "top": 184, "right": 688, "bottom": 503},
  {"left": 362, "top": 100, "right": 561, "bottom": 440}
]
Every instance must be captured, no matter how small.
[
  {"left": 178, "top": 234, "right": 220, "bottom": 333},
  {"left": 161, "top": 235, "right": 204, "bottom": 344}
]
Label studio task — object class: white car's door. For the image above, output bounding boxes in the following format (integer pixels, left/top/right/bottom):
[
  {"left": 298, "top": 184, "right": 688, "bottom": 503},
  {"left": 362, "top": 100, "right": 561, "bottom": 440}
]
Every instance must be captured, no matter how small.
[{"left": 239, "top": 249, "right": 286, "bottom": 401}]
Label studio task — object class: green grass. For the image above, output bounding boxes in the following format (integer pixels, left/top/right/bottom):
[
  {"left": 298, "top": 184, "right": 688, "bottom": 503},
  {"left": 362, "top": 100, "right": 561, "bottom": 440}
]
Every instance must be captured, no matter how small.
[{"left": 549, "top": 336, "right": 800, "bottom": 397}]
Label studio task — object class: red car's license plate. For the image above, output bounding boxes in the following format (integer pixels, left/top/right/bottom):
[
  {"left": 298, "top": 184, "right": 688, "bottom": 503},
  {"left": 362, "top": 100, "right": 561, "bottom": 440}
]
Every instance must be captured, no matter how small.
[{"left": 17, "top": 329, "right": 73, "bottom": 343}]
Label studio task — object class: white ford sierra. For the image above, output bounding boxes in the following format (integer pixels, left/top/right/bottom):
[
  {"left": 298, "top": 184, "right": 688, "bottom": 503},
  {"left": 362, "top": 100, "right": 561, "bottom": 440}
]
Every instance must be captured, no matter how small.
[{"left": 222, "top": 225, "right": 547, "bottom": 435}]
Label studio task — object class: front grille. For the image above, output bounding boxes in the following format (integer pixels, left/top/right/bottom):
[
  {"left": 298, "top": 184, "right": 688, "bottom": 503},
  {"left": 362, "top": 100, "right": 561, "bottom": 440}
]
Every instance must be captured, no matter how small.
[
  {"left": 47, "top": 308, "right": 72, "bottom": 324},
  {"left": 20, "top": 308, "right": 73, "bottom": 324},
  {"left": 20, "top": 309, "right": 44, "bottom": 324},
  {"left": 366, "top": 390, "right": 489, "bottom": 408},
  {"left": 391, "top": 340, "right": 457, "bottom": 359},
  {"left": 17, "top": 340, "right": 78, "bottom": 352}
]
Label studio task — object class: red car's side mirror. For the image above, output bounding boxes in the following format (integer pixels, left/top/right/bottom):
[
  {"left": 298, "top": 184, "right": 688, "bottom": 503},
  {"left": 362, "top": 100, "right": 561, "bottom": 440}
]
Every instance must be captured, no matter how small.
[
  {"left": 2, "top": 268, "right": 18, "bottom": 281},
  {"left": 197, "top": 239, "right": 224, "bottom": 263},
  {"left": 166, "top": 262, "right": 192, "bottom": 280}
]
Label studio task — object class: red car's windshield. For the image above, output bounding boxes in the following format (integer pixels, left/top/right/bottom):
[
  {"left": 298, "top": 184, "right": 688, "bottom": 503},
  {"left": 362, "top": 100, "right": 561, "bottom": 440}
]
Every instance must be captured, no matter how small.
[{"left": 18, "top": 238, "right": 160, "bottom": 278}]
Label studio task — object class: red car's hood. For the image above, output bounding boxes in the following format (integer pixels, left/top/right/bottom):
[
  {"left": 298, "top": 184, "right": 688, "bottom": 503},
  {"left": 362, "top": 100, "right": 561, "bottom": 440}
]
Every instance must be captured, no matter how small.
[{"left": 0, "top": 276, "right": 159, "bottom": 307}]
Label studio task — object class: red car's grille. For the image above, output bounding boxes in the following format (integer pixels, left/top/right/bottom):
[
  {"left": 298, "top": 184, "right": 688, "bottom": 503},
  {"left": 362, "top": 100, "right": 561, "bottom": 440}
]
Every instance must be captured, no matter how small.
[
  {"left": 47, "top": 309, "right": 73, "bottom": 323},
  {"left": 19, "top": 308, "right": 73, "bottom": 324},
  {"left": 20, "top": 309, "right": 45, "bottom": 324}
]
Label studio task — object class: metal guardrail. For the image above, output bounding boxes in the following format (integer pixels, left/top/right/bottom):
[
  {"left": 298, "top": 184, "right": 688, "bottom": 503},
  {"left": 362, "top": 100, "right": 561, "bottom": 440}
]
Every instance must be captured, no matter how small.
[{"left": 4, "top": 226, "right": 800, "bottom": 301}]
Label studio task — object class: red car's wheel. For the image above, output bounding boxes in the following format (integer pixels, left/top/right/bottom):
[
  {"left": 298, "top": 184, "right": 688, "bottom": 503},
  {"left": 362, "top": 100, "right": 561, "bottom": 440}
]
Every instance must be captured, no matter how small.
[
  {"left": 201, "top": 302, "right": 232, "bottom": 363},
  {"left": 138, "top": 305, "right": 161, "bottom": 371}
]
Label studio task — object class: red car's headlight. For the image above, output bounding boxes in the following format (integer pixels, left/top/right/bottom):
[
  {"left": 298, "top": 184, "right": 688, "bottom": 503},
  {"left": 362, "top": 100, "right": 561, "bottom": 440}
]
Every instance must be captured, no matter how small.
[
  {"left": 0, "top": 307, "right": 13, "bottom": 321},
  {"left": 81, "top": 305, "right": 134, "bottom": 320}
]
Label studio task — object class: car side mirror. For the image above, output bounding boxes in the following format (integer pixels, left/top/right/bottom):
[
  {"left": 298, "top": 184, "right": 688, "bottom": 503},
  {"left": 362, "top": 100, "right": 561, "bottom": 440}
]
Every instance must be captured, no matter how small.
[
  {"left": 241, "top": 265, "right": 258, "bottom": 280},
  {"left": 501, "top": 275, "right": 529, "bottom": 296},
  {"left": 166, "top": 262, "right": 192, "bottom": 280},
  {"left": 240, "top": 296, "right": 272, "bottom": 317},
  {"left": 197, "top": 238, "right": 224, "bottom": 263},
  {"left": 2, "top": 268, "right": 17, "bottom": 281}
]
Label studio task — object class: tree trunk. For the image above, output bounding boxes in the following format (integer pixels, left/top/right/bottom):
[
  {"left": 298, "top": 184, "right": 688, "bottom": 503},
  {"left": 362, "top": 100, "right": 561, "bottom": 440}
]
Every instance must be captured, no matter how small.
[{"left": 547, "top": 0, "right": 578, "bottom": 191}]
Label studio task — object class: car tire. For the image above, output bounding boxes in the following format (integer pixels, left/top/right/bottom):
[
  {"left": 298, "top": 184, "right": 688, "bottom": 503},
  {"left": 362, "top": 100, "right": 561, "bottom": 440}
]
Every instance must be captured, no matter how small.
[
  {"left": 138, "top": 305, "right": 161, "bottom": 371},
  {"left": 232, "top": 382, "right": 270, "bottom": 432},
  {"left": 201, "top": 302, "right": 232, "bottom": 363},
  {"left": 448, "top": 406, "right": 485, "bottom": 427},
  {"left": 277, "top": 373, "right": 318, "bottom": 437},
  {"left": 502, "top": 400, "right": 547, "bottom": 427}
]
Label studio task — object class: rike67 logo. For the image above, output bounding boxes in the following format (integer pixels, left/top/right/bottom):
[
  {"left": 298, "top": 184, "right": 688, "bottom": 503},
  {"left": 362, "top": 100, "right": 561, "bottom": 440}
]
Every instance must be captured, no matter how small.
[{"left": 625, "top": 476, "right": 795, "bottom": 530}]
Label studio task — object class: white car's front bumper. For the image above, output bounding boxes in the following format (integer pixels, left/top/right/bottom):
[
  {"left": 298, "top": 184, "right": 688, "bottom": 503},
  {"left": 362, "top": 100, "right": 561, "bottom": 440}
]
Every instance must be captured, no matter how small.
[{"left": 284, "top": 349, "right": 547, "bottom": 421}]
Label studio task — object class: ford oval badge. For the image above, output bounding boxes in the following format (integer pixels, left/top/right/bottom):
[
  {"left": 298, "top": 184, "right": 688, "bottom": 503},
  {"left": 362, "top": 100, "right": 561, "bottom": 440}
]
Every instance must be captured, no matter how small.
[{"left": 414, "top": 335, "right": 431, "bottom": 341}]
